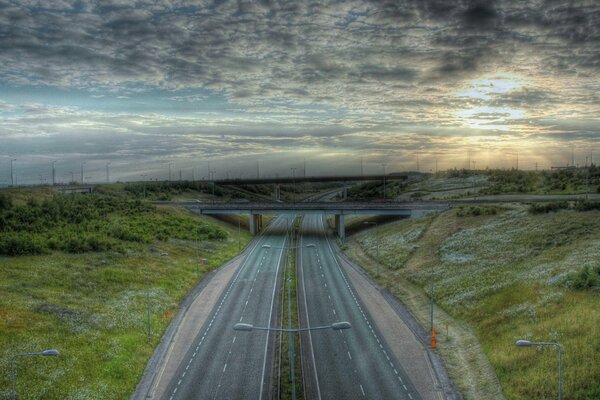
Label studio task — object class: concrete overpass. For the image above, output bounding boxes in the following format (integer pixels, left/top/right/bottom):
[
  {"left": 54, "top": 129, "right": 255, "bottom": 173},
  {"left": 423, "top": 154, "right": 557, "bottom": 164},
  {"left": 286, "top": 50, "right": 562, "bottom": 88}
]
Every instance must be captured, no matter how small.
[
  {"left": 163, "top": 201, "right": 448, "bottom": 241},
  {"left": 211, "top": 173, "right": 409, "bottom": 185}
]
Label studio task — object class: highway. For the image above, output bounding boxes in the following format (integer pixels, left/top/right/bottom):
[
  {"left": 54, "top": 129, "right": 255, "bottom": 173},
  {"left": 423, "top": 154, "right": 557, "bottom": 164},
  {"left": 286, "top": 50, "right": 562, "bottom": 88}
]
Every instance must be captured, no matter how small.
[
  {"left": 163, "top": 216, "right": 291, "bottom": 400},
  {"left": 298, "top": 214, "right": 421, "bottom": 400}
]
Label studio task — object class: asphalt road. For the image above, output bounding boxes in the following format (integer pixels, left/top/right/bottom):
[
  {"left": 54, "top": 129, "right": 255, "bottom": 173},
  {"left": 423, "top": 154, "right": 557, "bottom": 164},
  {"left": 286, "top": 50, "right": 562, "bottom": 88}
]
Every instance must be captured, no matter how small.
[
  {"left": 163, "top": 216, "right": 291, "bottom": 400},
  {"left": 298, "top": 214, "right": 421, "bottom": 400}
]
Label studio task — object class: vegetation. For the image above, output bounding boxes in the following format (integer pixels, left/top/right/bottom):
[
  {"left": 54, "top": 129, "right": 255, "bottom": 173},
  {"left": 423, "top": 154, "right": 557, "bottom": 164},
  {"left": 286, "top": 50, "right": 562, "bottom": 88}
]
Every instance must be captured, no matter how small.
[
  {"left": 275, "top": 216, "right": 303, "bottom": 399},
  {"left": 0, "top": 187, "right": 252, "bottom": 399},
  {"left": 0, "top": 189, "right": 227, "bottom": 256},
  {"left": 346, "top": 167, "right": 600, "bottom": 201},
  {"left": 346, "top": 205, "right": 600, "bottom": 399},
  {"left": 529, "top": 200, "right": 600, "bottom": 214}
]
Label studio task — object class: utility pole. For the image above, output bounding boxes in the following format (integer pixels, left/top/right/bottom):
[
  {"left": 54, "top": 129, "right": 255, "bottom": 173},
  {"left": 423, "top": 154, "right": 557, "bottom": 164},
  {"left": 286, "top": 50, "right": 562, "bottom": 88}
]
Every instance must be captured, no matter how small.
[
  {"left": 382, "top": 163, "right": 387, "bottom": 201},
  {"left": 106, "top": 162, "right": 110, "bottom": 184},
  {"left": 141, "top": 174, "right": 147, "bottom": 198},
  {"left": 10, "top": 158, "right": 15, "bottom": 186},
  {"left": 360, "top": 157, "right": 364, "bottom": 176},
  {"left": 516, "top": 152, "right": 519, "bottom": 170},
  {"left": 467, "top": 150, "right": 471, "bottom": 170},
  {"left": 52, "top": 161, "right": 56, "bottom": 186},
  {"left": 169, "top": 163, "right": 172, "bottom": 181},
  {"left": 572, "top": 146, "right": 575, "bottom": 167},
  {"left": 81, "top": 161, "right": 86, "bottom": 184},
  {"left": 257, "top": 160, "right": 260, "bottom": 179},
  {"left": 304, "top": 157, "right": 306, "bottom": 177}
]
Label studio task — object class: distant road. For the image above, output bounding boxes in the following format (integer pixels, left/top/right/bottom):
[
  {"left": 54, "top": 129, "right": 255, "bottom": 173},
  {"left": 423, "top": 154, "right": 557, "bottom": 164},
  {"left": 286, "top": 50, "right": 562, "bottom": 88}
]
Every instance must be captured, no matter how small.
[
  {"left": 161, "top": 216, "right": 290, "bottom": 399},
  {"left": 298, "top": 214, "right": 421, "bottom": 399},
  {"left": 449, "top": 193, "right": 600, "bottom": 203}
]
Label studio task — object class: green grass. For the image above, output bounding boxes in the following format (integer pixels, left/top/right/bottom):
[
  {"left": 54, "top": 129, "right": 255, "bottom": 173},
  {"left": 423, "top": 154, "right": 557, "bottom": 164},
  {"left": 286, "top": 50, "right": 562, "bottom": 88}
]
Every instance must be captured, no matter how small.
[
  {"left": 0, "top": 190, "right": 252, "bottom": 399},
  {"left": 348, "top": 205, "right": 600, "bottom": 399}
]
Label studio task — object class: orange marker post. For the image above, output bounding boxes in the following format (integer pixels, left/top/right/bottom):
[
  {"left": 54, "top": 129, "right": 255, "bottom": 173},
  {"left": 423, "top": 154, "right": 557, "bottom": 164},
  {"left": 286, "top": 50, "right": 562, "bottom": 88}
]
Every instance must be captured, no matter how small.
[{"left": 431, "top": 327, "right": 437, "bottom": 349}]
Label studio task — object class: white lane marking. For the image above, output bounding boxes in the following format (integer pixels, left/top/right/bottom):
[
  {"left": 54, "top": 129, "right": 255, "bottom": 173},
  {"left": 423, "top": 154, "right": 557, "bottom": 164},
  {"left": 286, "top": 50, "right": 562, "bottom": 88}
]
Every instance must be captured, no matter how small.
[
  {"left": 299, "top": 224, "right": 322, "bottom": 400},
  {"left": 360, "top": 384, "right": 366, "bottom": 397},
  {"left": 319, "top": 216, "right": 419, "bottom": 399},
  {"left": 167, "top": 219, "right": 283, "bottom": 399}
]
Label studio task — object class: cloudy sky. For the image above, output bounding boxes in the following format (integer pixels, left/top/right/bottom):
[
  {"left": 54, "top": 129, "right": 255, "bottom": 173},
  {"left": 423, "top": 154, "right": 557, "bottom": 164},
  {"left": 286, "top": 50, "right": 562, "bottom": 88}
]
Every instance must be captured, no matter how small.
[{"left": 0, "top": 0, "right": 599, "bottom": 183}]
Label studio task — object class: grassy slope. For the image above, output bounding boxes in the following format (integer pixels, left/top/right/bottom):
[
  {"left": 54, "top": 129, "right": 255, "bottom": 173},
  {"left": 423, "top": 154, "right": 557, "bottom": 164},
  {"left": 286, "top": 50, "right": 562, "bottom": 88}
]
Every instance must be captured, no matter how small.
[
  {"left": 346, "top": 206, "right": 600, "bottom": 400},
  {"left": 0, "top": 198, "right": 251, "bottom": 399}
]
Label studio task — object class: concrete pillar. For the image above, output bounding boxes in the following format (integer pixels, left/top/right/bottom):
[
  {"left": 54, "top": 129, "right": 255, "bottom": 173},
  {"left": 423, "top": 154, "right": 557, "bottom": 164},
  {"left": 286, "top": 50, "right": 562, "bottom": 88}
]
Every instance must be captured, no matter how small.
[
  {"left": 335, "top": 214, "right": 345, "bottom": 242},
  {"left": 249, "top": 214, "right": 257, "bottom": 235},
  {"left": 334, "top": 215, "right": 340, "bottom": 234},
  {"left": 273, "top": 184, "right": 281, "bottom": 201},
  {"left": 249, "top": 214, "right": 263, "bottom": 235}
]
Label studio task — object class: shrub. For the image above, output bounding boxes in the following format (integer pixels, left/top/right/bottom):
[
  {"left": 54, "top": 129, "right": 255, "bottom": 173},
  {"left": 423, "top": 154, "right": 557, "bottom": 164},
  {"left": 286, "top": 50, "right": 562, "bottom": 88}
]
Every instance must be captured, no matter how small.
[
  {"left": 574, "top": 200, "right": 600, "bottom": 212},
  {"left": 564, "top": 266, "right": 600, "bottom": 290},
  {"left": 0, "top": 232, "right": 48, "bottom": 256},
  {"left": 529, "top": 202, "right": 569, "bottom": 214},
  {"left": 456, "top": 206, "right": 499, "bottom": 217}
]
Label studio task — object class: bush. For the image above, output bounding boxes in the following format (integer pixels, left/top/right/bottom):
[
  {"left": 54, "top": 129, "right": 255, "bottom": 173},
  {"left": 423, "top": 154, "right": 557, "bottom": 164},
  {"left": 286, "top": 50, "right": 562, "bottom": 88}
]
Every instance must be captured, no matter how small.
[
  {"left": 0, "top": 193, "right": 13, "bottom": 210},
  {"left": 529, "top": 202, "right": 570, "bottom": 214},
  {"left": 574, "top": 200, "right": 600, "bottom": 212},
  {"left": 564, "top": 266, "right": 600, "bottom": 290},
  {"left": 0, "top": 232, "right": 48, "bottom": 256},
  {"left": 456, "top": 206, "right": 499, "bottom": 217}
]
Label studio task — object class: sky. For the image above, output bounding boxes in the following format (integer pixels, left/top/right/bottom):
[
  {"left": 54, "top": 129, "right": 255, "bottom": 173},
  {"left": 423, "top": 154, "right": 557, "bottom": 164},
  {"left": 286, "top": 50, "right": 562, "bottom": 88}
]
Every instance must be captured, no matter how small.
[{"left": 0, "top": 0, "right": 599, "bottom": 184}]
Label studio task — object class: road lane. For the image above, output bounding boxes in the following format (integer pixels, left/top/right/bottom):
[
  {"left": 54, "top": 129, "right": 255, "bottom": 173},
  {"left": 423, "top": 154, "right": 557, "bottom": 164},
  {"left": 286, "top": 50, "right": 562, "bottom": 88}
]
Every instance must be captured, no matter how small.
[
  {"left": 299, "top": 214, "right": 421, "bottom": 400},
  {"left": 164, "top": 216, "right": 291, "bottom": 400}
]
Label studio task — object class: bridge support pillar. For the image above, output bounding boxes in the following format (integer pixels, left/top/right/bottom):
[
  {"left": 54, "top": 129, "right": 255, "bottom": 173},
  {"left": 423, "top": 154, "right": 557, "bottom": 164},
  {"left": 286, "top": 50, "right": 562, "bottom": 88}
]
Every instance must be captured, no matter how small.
[
  {"left": 334, "top": 214, "right": 345, "bottom": 242},
  {"left": 273, "top": 184, "right": 281, "bottom": 201},
  {"left": 249, "top": 214, "right": 263, "bottom": 235}
]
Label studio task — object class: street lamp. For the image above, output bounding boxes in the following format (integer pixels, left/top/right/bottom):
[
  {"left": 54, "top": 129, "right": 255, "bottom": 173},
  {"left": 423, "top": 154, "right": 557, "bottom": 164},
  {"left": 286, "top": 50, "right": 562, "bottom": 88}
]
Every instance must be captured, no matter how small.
[
  {"left": 363, "top": 221, "right": 380, "bottom": 277},
  {"left": 516, "top": 340, "right": 563, "bottom": 400},
  {"left": 234, "top": 321, "right": 351, "bottom": 332},
  {"left": 10, "top": 158, "right": 16, "bottom": 187},
  {"left": 381, "top": 163, "right": 387, "bottom": 201},
  {"left": 141, "top": 174, "right": 147, "bottom": 198},
  {"left": 11, "top": 349, "right": 60, "bottom": 400},
  {"left": 80, "top": 161, "right": 86, "bottom": 184},
  {"left": 291, "top": 168, "right": 297, "bottom": 201}
]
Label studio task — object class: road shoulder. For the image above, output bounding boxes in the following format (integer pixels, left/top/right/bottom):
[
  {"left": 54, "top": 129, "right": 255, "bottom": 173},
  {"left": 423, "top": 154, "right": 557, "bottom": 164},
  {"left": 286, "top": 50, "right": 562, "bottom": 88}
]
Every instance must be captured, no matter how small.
[
  {"left": 334, "top": 246, "right": 460, "bottom": 400},
  {"left": 131, "top": 248, "right": 251, "bottom": 400}
]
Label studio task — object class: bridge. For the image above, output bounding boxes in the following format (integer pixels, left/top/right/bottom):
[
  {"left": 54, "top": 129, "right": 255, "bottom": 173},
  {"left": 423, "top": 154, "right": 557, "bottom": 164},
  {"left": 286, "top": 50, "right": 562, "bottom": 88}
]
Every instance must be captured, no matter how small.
[
  {"left": 210, "top": 174, "right": 409, "bottom": 185},
  {"left": 204, "top": 173, "right": 411, "bottom": 200},
  {"left": 161, "top": 201, "right": 448, "bottom": 240}
]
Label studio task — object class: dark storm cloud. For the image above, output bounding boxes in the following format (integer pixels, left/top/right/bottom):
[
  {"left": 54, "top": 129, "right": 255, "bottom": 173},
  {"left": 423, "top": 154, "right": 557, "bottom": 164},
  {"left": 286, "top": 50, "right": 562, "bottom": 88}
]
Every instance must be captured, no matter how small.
[{"left": 0, "top": 0, "right": 599, "bottom": 175}]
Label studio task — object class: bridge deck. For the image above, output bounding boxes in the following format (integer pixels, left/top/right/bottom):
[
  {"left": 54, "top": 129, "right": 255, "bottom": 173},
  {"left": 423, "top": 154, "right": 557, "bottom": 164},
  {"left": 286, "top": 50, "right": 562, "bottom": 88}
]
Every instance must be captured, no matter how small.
[{"left": 167, "top": 201, "right": 448, "bottom": 215}]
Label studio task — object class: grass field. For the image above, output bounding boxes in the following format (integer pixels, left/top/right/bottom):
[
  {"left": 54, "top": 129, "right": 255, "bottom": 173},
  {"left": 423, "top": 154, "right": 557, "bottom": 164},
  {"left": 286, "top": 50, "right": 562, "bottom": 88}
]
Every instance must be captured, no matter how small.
[
  {"left": 346, "top": 205, "right": 600, "bottom": 400},
  {"left": 0, "top": 189, "right": 252, "bottom": 399}
]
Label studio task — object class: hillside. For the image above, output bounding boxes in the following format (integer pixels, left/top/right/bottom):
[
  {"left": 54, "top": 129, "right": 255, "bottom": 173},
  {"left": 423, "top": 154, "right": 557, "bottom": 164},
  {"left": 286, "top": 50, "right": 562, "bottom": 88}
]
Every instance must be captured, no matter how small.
[
  {"left": 345, "top": 205, "right": 600, "bottom": 399},
  {"left": 0, "top": 187, "right": 252, "bottom": 399}
]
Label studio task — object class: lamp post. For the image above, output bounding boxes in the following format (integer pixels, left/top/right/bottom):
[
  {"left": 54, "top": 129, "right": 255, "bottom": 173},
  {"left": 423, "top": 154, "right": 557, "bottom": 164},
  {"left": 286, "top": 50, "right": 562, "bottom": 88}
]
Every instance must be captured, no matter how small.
[
  {"left": 516, "top": 340, "right": 563, "bottom": 400},
  {"left": 10, "top": 158, "right": 16, "bottom": 187},
  {"left": 80, "top": 161, "right": 86, "bottom": 184},
  {"left": 11, "top": 349, "right": 59, "bottom": 400},
  {"left": 234, "top": 321, "right": 351, "bottom": 332},
  {"left": 291, "top": 168, "right": 297, "bottom": 201},
  {"left": 141, "top": 174, "right": 147, "bottom": 198},
  {"left": 363, "top": 221, "right": 380, "bottom": 277},
  {"left": 381, "top": 163, "right": 387, "bottom": 201}
]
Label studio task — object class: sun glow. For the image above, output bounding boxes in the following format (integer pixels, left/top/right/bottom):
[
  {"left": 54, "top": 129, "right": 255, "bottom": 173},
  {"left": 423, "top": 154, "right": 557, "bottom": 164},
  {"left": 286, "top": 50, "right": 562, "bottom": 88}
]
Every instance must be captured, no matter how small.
[
  {"left": 454, "top": 74, "right": 528, "bottom": 130},
  {"left": 456, "top": 74, "right": 526, "bottom": 100}
]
